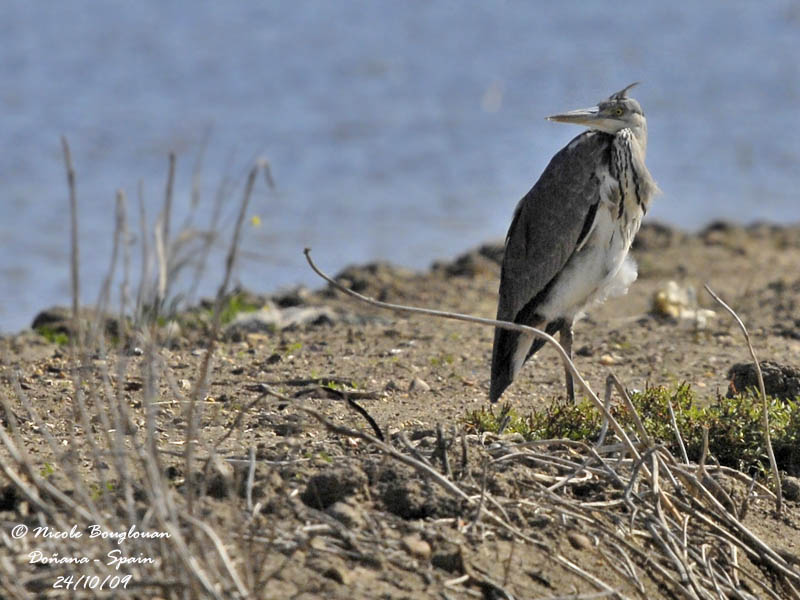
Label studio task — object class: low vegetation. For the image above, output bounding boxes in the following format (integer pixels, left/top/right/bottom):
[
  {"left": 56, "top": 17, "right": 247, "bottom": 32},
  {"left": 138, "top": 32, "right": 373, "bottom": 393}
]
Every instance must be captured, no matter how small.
[{"left": 466, "top": 383, "right": 800, "bottom": 476}]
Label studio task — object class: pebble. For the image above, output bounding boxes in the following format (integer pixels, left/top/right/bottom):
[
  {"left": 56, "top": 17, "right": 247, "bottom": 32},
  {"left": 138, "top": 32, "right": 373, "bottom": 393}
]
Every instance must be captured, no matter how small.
[
  {"left": 322, "top": 564, "right": 350, "bottom": 585},
  {"left": 567, "top": 531, "right": 592, "bottom": 551},
  {"left": 224, "top": 303, "right": 337, "bottom": 336},
  {"left": 408, "top": 378, "right": 430, "bottom": 393},
  {"left": 327, "top": 501, "right": 364, "bottom": 528},
  {"left": 598, "top": 354, "right": 616, "bottom": 366},
  {"left": 401, "top": 533, "right": 431, "bottom": 560},
  {"left": 783, "top": 476, "right": 800, "bottom": 501}
]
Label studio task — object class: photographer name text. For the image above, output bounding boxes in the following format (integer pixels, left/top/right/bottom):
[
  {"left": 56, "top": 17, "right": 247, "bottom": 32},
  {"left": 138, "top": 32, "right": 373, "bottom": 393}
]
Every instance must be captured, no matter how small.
[{"left": 12, "top": 523, "right": 171, "bottom": 545}]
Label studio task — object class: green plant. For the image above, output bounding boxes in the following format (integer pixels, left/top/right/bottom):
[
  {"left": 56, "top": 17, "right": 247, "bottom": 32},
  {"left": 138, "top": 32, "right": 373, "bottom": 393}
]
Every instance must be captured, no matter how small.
[
  {"left": 464, "top": 383, "right": 800, "bottom": 475},
  {"left": 34, "top": 326, "right": 69, "bottom": 346},
  {"left": 214, "top": 292, "right": 261, "bottom": 325},
  {"left": 284, "top": 342, "right": 303, "bottom": 354},
  {"left": 429, "top": 353, "right": 455, "bottom": 367}
]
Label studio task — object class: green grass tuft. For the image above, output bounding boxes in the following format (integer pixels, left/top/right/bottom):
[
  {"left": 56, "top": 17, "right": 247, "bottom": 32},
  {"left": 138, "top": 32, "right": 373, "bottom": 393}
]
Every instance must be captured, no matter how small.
[
  {"left": 34, "top": 326, "right": 70, "bottom": 346},
  {"left": 464, "top": 383, "right": 800, "bottom": 475},
  {"left": 216, "top": 292, "right": 262, "bottom": 325}
]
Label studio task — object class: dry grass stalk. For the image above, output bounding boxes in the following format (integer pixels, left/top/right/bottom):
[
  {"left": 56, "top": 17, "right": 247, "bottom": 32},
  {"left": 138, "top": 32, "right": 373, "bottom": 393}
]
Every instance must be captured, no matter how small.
[
  {"left": 665, "top": 394, "right": 689, "bottom": 464},
  {"left": 184, "top": 160, "right": 265, "bottom": 512},
  {"left": 704, "top": 284, "right": 782, "bottom": 513},
  {"left": 61, "top": 137, "right": 82, "bottom": 351},
  {"left": 0, "top": 149, "right": 277, "bottom": 598},
  {"left": 277, "top": 381, "right": 800, "bottom": 597},
  {"left": 304, "top": 248, "right": 645, "bottom": 466},
  {"left": 297, "top": 250, "right": 800, "bottom": 598}
]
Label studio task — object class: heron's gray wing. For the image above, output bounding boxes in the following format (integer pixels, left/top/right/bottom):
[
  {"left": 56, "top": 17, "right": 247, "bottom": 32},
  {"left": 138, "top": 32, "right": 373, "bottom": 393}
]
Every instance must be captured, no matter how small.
[
  {"left": 490, "top": 131, "right": 612, "bottom": 402},
  {"left": 496, "top": 131, "right": 612, "bottom": 322}
]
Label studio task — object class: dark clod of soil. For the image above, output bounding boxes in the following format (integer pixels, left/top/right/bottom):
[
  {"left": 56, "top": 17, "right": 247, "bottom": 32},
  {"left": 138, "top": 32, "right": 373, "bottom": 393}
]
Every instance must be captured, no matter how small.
[
  {"left": 379, "top": 471, "right": 463, "bottom": 520},
  {"left": 727, "top": 360, "right": 800, "bottom": 400},
  {"left": 0, "top": 484, "right": 20, "bottom": 512},
  {"left": 31, "top": 305, "right": 121, "bottom": 337},
  {"left": 301, "top": 464, "right": 368, "bottom": 509}
]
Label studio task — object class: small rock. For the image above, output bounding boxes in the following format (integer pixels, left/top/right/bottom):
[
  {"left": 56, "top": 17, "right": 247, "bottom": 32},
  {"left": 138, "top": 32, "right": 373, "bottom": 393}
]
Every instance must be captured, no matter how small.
[
  {"left": 651, "top": 280, "right": 716, "bottom": 327},
  {"left": 321, "top": 564, "right": 350, "bottom": 585},
  {"left": 327, "top": 501, "right": 364, "bottom": 528},
  {"left": 567, "top": 531, "right": 592, "bottom": 551},
  {"left": 782, "top": 476, "right": 800, "bottom": 501},
  {"left": 408, "top": 378, "right": 430, "bottom": 393},
  {"left": 309, "top": 536, "right": 327, "bottom": 551},
  {"left": 224, "top": 303, "right": 338, "bottom": 337},
  {"left": 384, "top": 380, "right": 401, "bottom": 392},
  {"left": 598, "top": 354, "right": 616, "bottom": 366},
  {"left": 402, "top": 533, "right": 431, "bottom": 561}
]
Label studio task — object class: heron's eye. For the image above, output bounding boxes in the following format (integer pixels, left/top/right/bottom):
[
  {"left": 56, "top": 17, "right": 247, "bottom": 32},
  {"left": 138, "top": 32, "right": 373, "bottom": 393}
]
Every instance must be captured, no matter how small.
[{"left": 614, "top": 108, "right": 624, "bottom": 116}]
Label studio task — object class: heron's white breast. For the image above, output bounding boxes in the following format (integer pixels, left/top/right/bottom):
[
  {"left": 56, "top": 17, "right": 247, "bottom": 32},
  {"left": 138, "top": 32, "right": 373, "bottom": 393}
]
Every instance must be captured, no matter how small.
[{"left": 537, "top": 179, "right": 643, "bottom": 323}]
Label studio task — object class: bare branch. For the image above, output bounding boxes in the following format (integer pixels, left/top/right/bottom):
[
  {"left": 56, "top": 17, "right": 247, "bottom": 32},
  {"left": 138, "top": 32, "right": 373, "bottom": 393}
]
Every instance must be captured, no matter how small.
[{"left": 704, "top": 285, "right": 782, "bottom": 513}]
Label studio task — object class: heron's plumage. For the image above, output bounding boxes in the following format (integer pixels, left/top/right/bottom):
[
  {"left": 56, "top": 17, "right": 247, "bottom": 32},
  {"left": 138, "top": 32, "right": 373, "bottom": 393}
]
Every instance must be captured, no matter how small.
[
  {"left": 495, "top": 130, "right": 613, "bottom": 324},
  {"left": 490, "top": 86, "right": 656, "bottom": 402}
]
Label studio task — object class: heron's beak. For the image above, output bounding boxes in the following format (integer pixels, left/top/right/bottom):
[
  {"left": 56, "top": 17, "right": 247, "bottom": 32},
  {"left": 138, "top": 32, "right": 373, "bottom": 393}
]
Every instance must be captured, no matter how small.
[{"left": 546, "top": 106, "right": 602, "bottom": 127}]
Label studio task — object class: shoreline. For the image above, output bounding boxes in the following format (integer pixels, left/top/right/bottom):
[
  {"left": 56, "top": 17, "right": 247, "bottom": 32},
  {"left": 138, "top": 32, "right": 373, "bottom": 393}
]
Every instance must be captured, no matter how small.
[{"left": 7, "top": 218, "right": 800, "bottom": 341}]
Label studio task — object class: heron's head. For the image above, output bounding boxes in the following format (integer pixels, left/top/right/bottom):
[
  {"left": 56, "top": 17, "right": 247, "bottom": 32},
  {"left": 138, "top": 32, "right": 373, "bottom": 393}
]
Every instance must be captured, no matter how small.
[{"left": 547, "top": 83, "right": 647, "bottom": 149}]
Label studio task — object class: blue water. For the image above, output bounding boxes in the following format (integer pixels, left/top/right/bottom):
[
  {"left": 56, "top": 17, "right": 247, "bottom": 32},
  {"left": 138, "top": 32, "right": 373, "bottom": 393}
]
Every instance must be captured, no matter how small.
[{"left": 2, "top": 1, "right": 799, "bottom": 333}]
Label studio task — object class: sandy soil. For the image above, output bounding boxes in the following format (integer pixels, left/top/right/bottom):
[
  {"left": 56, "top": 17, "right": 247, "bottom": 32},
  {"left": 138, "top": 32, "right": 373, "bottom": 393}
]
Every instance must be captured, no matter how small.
[{"left": 2, "top": 221, "right": 800, "bottom": 599}]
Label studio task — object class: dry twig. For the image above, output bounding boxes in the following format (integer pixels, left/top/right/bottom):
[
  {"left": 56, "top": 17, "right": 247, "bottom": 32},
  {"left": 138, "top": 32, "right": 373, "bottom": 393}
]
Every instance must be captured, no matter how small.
[{"left": 704, "top": 285, "right": 782, "bottom": 512}]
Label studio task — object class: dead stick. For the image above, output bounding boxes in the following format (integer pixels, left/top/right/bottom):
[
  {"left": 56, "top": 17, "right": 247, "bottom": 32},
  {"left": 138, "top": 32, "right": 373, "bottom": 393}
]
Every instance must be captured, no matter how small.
[
  {"left": 704, "top": 285, "right": 782, "bottom": 513},
  {"left": 61, "top": 137, "right": 81, "bottom": 350},
  {"left": 304, "top": 248, "right": 644, "bottom": 464}
]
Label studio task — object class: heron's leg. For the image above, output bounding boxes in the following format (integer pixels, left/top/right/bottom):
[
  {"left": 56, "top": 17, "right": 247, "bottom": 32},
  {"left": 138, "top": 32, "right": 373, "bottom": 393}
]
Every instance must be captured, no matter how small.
[{"left": 560, "top": 321, "right": 575, "bottom": 402}]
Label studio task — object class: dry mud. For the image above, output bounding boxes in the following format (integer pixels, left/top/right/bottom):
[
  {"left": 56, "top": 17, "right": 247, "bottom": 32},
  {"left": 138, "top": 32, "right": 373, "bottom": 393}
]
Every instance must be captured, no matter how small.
[{"left": 2, "top": 221, "right": 800, "bottom": 599}]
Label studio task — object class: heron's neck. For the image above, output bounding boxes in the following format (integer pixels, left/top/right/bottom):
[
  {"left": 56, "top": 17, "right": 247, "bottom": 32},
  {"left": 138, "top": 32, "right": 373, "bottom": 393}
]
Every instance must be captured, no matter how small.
[{"left": 628, "top": 120, "right": 648, "bottom": 158}]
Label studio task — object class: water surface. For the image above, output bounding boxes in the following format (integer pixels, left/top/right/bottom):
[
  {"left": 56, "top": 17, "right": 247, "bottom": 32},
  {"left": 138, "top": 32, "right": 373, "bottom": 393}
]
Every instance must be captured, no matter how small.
[{"left": 2, "top": 1, "right": 799, "bottom": 332}]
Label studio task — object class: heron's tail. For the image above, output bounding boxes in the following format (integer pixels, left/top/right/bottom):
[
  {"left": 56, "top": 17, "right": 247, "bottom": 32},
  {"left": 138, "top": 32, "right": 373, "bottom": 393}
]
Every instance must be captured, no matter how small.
[
  {"left": 489, "top": 319, "right": 561, "bottom": 402},
  {"left": 490, "top": 327, "right": 519, "bottom": 402}
]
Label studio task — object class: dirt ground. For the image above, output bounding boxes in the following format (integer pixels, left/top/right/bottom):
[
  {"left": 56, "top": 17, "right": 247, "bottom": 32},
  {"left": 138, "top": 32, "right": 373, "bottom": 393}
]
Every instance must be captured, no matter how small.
[{"left": 2, "top": 221, "right": 800, "bottom": 599}]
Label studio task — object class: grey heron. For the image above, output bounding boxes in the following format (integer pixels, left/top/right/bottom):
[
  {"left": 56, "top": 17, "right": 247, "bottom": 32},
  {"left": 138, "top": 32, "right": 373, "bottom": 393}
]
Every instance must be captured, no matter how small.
[{"left": 490, "top": 83, "right": 657, "bottom": 403}]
